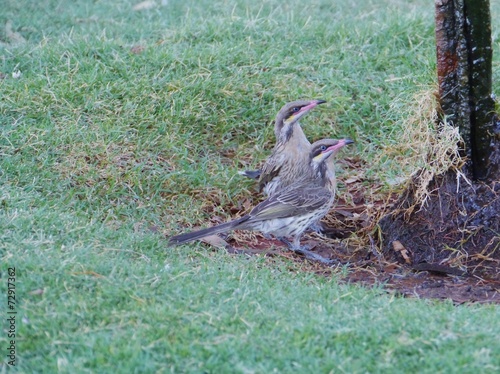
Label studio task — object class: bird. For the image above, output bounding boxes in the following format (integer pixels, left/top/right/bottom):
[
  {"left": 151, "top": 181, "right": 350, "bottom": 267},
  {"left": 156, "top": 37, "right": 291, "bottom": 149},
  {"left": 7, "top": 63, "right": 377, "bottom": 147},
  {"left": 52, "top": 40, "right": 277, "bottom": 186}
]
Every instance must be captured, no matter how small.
[
  {"left": 168, "top": 138, "right": 354, "bottom": 264},
  {"left": 239, "top": 99, "right": 326, "bottom": 196},
  {"left": 239, "top": 100, "right": 352, "bottom": 239}
]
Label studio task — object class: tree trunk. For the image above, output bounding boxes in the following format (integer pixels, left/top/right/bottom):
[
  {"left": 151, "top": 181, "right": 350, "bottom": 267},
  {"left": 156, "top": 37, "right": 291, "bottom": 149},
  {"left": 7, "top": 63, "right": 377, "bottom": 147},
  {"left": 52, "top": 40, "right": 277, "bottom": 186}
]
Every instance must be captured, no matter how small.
[
  {"left": 377, "top": 0, "right": 500, "bottom": 279},
  {"left": 435, "top": 0, "right": 499, "bottom": 181}
]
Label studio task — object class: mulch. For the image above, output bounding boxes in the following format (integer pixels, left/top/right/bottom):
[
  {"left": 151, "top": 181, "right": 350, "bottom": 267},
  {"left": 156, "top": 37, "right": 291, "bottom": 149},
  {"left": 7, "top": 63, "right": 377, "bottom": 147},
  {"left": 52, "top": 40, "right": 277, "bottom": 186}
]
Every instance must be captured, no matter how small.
[{"left": 191, "top": 157, "right": 500, "bottom": 304}]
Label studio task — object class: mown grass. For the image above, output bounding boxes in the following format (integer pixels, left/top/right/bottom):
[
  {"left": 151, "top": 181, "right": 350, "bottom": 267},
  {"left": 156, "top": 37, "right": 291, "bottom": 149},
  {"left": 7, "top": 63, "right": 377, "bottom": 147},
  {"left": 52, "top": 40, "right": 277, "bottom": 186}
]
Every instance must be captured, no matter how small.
[{"left": 1, "top": 0, "right": 500, "bottom": 372}]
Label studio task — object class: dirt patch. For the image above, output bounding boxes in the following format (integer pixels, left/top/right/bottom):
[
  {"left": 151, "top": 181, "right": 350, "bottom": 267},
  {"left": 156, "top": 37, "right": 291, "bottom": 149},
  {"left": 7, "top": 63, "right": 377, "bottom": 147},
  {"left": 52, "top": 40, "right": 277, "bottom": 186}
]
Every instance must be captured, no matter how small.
[
  {"left": 378, "top": 161, "right": 500, "bottom": 289},
  {"left": 178, "top": 124, "right": 500, "bottom": 304},
  {"left": 210, "top": 232, "right": 500, "bottom": 304},
  {"left": 196, "top": 161, "right": 500, "bottom": 304}
]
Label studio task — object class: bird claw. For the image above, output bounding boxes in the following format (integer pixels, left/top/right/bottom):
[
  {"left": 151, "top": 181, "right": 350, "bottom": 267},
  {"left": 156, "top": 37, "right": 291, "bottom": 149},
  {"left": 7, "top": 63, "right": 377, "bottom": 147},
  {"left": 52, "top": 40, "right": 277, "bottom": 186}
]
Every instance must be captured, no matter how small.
[
  {"left": 277, "top": 237, "right": 335, "bottom": 265},
  {"left": 294, "top": 247, "right": 336, "bottom": 265}
]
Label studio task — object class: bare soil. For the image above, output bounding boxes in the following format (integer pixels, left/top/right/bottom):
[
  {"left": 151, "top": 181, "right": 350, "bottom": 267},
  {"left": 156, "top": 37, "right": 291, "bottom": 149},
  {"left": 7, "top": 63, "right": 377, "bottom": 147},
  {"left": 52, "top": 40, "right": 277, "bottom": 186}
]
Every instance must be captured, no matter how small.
[
  {"left": 222, "top": 236, "right": 500, "bottom": 304},
  {"left": 199, "top": 158, "right": 500, "bottom": 304}
]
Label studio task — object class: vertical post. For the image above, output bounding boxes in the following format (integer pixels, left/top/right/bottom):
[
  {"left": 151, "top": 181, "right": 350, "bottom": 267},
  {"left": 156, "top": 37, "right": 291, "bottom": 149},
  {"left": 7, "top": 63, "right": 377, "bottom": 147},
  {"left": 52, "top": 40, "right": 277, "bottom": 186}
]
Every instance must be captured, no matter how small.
[
  {"left": 435, "top": 0, "right": 497, "bottom": 180},
  {"left": 464, "top": 0, "right": 496, "bottom": 180},
  {"left": 435, "top": 0, "right": 470, "bottom": 152}
]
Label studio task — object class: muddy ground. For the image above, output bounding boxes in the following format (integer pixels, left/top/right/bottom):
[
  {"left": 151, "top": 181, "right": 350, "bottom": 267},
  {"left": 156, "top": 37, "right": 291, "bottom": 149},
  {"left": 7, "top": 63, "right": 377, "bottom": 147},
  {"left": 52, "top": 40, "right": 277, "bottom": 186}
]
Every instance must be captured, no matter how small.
[
  {"left": 197, "top": 159, "right": 500, "bottom": 304},
  {"left": 221, "top": 236, "right": 500, "bottom": 304}
]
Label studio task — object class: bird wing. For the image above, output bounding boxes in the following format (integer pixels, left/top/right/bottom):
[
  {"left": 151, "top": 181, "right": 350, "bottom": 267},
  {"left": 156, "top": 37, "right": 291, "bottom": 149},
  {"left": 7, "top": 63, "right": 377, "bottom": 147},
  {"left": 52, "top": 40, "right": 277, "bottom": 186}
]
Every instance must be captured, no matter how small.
[
  {"left": 249, "top": 185, "right": 332, "bottom": 221},
  {"left": 258, "top": 163, "right": 282, "bottom": 192},
  {"left": 257, "top": 147, "right": 284, "bottom": 191}
]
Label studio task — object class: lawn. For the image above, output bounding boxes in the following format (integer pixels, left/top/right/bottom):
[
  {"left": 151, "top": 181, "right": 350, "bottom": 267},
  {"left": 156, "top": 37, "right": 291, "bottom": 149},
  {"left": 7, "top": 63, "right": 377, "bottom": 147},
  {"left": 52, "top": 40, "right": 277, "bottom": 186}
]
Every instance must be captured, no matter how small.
[{"left": 1, "top": 0, "right": 500, "bottom": 372}]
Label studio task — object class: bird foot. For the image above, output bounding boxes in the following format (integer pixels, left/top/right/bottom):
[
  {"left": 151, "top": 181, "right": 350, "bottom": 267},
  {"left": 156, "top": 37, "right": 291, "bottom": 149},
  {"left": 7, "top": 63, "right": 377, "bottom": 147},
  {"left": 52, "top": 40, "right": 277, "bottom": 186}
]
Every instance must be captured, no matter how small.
[
  {"left": 294, "top": 248, "right": 336, "bottom": 265},
  {"left": 277, "top": 237, "right": 336, "bottom": 265}
]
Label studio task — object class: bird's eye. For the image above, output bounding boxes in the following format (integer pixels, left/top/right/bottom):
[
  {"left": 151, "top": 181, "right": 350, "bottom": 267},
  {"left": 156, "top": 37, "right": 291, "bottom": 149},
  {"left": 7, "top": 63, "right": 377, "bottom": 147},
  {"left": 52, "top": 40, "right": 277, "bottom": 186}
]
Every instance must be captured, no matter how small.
[
  {"left": 320, "top": 145, "right": 327, "bottom": 151},
  {"left": 292, "top": 107, "right": 300, "bottom": 113}
]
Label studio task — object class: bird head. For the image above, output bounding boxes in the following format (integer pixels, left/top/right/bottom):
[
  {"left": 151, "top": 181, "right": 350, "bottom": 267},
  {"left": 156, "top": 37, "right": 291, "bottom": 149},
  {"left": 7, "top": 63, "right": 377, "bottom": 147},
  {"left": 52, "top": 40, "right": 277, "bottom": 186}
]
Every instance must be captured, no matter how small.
[
  {"left": 274, "top": 99, "right": 326, "bottom": 140},
  {"left": 312, "top": 138, "right": 354, "bottom": 160},
  {"left": 310, "top": 138, "right": 354, "bottom": 173},
  {"left": 277, "top": 99, "right": 327, "bottom": 126}
]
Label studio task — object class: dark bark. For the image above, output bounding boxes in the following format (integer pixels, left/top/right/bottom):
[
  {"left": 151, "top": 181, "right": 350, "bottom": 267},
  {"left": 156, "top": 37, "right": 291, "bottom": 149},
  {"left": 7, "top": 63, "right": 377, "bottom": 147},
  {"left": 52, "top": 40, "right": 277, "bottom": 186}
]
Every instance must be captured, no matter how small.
[
  {"left": 435, "top": 0, "right": 470, "bottom": 144},
  {"left": 435, "top": 0, "right": 498, "bottom": 180},
  {"left": 377, "top": 0, "right": 500, "bottom": 278}
]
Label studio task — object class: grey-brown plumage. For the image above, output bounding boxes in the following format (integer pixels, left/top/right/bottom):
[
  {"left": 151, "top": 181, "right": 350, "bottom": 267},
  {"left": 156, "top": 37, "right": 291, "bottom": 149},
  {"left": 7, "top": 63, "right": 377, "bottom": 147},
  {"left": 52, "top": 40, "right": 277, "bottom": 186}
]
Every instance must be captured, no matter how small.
[
  {"left": 242, "top": 137, "right": 355, "bottom": 238},
  {"left": 240, "top": 99, "right": 326, "bottom": 196},
  {"left": 305, "top": 138, "right": 354, "bottom": 236},
  {"left": 169, "top": 138, "right": 354, "bottom": 263}
]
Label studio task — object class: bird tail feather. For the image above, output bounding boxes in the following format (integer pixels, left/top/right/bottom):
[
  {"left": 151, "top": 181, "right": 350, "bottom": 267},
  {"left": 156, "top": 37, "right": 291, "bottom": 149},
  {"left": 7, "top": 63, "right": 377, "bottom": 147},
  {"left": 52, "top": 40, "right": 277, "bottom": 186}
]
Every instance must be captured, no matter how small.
[
  {"left": 238, "top": 169, "right": 261, "bottom": 180},
  {"left": 168, "top": 220, "right": 237, "bottom": 246}
]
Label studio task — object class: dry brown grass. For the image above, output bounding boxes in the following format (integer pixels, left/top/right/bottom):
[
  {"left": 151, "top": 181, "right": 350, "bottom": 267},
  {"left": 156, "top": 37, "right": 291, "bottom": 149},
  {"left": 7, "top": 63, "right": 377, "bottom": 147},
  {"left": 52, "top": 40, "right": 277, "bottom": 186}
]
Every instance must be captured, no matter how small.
[
  {"left": 316, "top": 88, "right": 471, "bottom": 255},
  {"left": 376, "top": 88, "right": 467, "bottom": 215}
]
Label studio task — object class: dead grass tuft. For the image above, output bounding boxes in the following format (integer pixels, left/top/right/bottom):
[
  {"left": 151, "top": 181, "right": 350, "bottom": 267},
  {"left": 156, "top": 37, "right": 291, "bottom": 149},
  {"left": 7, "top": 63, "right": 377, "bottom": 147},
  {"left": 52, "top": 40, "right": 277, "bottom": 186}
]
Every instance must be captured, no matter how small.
[
  {"left": 378, "top": 88, "right": 467, "bottom": 216},
  {"left": 318, "top": 89, "right": 470, "bottom": 254}
]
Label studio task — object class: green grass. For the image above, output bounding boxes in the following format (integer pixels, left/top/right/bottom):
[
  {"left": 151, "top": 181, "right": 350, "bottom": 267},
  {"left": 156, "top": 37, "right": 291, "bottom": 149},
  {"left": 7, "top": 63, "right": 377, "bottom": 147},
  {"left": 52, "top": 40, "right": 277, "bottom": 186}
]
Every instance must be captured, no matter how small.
[{"left": 1, "top": 0, "right": 500, "bottom": 372}]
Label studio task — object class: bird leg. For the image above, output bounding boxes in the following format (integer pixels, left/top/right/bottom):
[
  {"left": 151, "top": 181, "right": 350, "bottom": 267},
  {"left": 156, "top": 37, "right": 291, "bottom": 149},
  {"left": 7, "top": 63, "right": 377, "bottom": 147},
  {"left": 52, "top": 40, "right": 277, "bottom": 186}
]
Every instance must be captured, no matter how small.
[
  {"left": 307, "top": 221, "right": 323, "bottom": 233},
  {"left": 277, "top": 236, "right": 295, "bottom": 248},
  {"left": 295, "top": 248, "right": 337, "bottom": 265},
  {"left": 277, "top": 237, "right": 336, "bottom": 265},
  {"left": 307, "top": 221, "right": 351, "bottom": 240}
]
